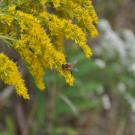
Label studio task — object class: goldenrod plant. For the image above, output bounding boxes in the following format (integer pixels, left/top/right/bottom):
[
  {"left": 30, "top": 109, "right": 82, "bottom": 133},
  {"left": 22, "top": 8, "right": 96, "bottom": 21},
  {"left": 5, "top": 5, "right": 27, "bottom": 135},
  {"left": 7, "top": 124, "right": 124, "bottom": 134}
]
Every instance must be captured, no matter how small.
[{"left": 0, "top": 0, "right": 98, "bottom": 99}]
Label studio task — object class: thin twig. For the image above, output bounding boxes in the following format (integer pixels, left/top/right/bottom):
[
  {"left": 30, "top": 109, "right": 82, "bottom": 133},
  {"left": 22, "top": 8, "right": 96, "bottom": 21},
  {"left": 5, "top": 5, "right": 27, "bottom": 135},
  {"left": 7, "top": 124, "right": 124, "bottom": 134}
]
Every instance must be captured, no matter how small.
[{"left": 59, "top": 93, "right": 79, "bottom": 115}]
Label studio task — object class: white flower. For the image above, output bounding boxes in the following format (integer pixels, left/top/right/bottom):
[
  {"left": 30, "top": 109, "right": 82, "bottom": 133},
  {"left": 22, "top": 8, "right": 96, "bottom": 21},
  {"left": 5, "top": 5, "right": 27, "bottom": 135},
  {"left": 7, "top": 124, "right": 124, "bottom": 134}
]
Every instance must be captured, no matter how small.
[{"left": 95, "top": 59, "right": 106, "bottom": 69}]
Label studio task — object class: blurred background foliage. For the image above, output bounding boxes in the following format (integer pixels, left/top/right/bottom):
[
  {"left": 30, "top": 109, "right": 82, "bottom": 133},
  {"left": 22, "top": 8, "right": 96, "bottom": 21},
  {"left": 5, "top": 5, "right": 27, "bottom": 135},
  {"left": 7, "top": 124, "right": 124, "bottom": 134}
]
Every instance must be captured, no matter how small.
[{"left": 0, "top": 0, "right": 135, "bottom": 135}]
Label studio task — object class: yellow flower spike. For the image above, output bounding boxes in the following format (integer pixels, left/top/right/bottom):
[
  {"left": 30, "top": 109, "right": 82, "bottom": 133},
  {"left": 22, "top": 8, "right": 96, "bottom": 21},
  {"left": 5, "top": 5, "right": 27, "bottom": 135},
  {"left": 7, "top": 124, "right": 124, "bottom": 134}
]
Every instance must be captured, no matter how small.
[
  {"left": 85, "top": 0, "right": 99, "bottom": 24},
  {"left": 72, "top": 0, "right": 99, "bottom": 24},
  {"left": 40, "top": 12, "right": 93, "bottom": 58},
  {"left": 15, "top": 40, "right": 46, "bottom": 91},
  {"left": 51, "top": 0, "right": 99, "bottom": 38},
  {"left": 0, "top": 53, "right": 29, "bottom": 99},
  {"left": 61, "top": 70, "right": 75, "bottom": 86}
]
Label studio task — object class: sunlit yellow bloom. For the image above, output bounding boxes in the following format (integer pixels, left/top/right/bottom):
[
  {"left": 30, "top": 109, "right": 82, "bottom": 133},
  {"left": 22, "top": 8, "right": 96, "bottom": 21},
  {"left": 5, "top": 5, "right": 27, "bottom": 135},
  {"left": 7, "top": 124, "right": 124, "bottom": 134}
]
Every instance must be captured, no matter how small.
[
  {"left": 40, "top": 12, "right": 93, "bottom": 58},
  {"left": 52, "top": 0, "right": 99, "bottom": 38},
  {"left": 0, "top": 53, "right": 29, "bottom": 99}
]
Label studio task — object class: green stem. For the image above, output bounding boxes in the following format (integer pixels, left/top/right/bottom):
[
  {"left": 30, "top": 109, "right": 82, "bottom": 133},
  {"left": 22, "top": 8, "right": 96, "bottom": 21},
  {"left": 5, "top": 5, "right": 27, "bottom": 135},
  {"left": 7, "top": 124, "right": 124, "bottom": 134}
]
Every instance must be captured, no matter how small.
[{"left": 0, "top": 35, "right": 15, "bottom": 41}]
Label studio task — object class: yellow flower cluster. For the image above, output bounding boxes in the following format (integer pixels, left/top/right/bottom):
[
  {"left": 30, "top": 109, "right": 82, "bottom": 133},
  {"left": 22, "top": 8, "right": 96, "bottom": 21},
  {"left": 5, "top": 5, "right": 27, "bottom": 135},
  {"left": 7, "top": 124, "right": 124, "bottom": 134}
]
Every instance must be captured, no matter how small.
[
  {"left": 0, "top": 0, "right": 98, "bottom": 99},
  {"left": 40, "top": 11, "right": 93, "bottom": 58},
  {"left": 15, "top": 11, "right": 74, "bottom": 89},
  {"left": 0, "top": 53, "right": 29, "bottom": 99},
  {"left": 52, "top": 0, "right": 99, "bottom": 38}
]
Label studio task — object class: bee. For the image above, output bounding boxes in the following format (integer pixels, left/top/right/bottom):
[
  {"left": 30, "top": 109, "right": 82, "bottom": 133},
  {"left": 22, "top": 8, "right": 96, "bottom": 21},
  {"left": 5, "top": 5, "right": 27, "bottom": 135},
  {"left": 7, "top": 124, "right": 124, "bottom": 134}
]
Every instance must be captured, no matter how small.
[{"left": 62, "top": 63, "right": 74, "bottom": 74}]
